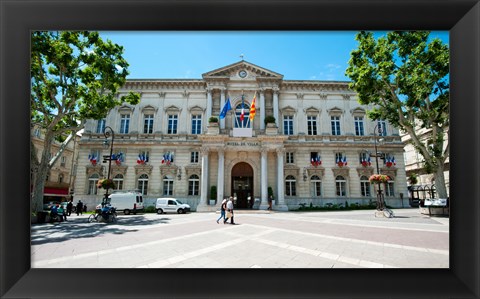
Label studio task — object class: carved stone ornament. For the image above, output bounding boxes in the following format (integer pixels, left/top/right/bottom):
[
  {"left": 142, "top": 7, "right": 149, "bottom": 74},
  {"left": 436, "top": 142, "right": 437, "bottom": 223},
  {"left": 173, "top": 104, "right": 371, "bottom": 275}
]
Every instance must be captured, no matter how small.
[
  {"left": 356, "top": 167, "right": 374, "bottom": 178},
  {"left": 160, "top": 164, "right": 178, "bottom": 177},
  {"left": 86, "top": 165, "right": 104, "bottom": 176},
  {"left": 111, "top": 165, "right": 128, "bottom": 176},
  {"left": 306, "top": 166, "right": 325, "bottom": 177},
  {"left": 134, "top": 164, "right": 153, "bottom": 175},
  {"left": 332, "top": 167, "right": 350, "bottom": 178}
]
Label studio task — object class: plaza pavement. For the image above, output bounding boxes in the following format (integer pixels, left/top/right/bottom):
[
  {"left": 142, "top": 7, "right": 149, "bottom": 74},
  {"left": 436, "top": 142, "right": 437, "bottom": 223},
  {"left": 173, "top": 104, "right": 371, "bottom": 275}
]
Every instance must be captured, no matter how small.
[{"left": 31, "top": 208, "right": 449, "bottom": 269}]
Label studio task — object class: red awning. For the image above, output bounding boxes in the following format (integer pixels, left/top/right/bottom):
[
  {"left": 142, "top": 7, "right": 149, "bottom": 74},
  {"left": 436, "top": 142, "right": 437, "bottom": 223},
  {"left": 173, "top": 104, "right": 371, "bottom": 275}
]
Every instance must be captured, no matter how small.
[{"left": 44, "top": 187, "right": 69, "bottom": 196}]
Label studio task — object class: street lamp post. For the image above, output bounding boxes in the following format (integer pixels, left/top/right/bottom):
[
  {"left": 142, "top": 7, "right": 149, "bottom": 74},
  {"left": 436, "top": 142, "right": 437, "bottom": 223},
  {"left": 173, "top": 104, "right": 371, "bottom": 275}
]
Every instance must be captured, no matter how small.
[
  {"left": 102, "top": 126, "right": 116, "bottom": 206},
  {"left": 372, "top": 123, "right": 385, "bottom": 210}
]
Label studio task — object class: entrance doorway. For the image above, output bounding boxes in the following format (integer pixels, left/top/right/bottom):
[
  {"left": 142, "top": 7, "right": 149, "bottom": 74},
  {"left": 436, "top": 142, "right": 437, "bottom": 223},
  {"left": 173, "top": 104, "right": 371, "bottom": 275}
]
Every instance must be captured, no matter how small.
[{"left": 231, "top": 162, "right": 254, "bottom": 209}]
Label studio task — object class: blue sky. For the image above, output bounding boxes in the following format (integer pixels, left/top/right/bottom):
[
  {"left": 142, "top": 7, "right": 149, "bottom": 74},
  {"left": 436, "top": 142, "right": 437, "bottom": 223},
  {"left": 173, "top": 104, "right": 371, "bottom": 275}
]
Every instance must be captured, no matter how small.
[{"left": 100, "top": 31, "right": 449, "bottom": 81}]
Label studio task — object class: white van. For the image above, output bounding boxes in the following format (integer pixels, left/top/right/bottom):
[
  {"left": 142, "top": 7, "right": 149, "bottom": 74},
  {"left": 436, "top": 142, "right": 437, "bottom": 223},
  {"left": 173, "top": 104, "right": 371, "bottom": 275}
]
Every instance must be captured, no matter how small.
[
  {"left": 155, "top": 198, "right": 190, "bottom": 214},
  {"left": 108, "top": 191, "right": 144, "bottom": 215}
]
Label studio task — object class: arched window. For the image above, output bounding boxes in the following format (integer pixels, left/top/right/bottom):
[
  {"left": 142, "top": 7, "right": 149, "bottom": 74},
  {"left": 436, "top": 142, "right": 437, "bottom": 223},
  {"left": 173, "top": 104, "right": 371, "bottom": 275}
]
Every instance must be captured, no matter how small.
[
  {"left": 335, "top": 175, "right": 347, "bottom": 197},
  {"left": 285, "top": 175, "right": 296, "bottom": 196},
  {"left": 137, "top": 174, "right": 149, "bottom": 195},
  {"left": 88, "top": 173, "right": 100, "bottom": 195},
  {"left": 163, "top": 175, "right": 174, "bottom": 196},
  {"left": 360, "top": 175, "right": 371, "bottom": 197},
  {"left": 234, "top": 102, "right": 251, "bottom": 128},
  {"left": 311, "top": 175, "right": 322, "bottom": 197},
  {"left": 188, "top": 174, "right": 200, "bottom": 196},
  {"left": 113, "top": 174, "right": 124, "bottom": 191}
]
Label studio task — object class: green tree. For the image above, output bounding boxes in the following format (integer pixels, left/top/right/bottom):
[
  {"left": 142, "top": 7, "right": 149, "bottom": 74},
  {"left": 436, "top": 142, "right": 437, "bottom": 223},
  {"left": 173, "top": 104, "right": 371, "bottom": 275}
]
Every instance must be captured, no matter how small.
[
  {"left": 31, "top": 31, "right": 140, "bottom": 212},
  {"left": 345, "top": 31, "right": 449, "bottom": 198}
]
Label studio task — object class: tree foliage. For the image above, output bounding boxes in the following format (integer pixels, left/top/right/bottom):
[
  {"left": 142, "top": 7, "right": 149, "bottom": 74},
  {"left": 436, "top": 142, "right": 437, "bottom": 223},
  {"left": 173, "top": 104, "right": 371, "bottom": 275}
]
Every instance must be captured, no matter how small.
[
  {"left": 345, "top": 31, "right": 449, "bottom": 198},
  {"left": 30, "top": 31, "right": 140, "bottom": 211}
]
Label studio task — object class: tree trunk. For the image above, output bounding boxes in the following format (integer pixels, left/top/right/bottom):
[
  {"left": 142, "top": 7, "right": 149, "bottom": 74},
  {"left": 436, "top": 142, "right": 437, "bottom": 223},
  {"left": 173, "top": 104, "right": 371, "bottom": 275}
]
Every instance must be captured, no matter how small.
[
  {"left": 433, "top": 162, "right": 448, "bottom": 199},
  {"left": 32, "top": 131, "right": 55, "bottom": 212}
]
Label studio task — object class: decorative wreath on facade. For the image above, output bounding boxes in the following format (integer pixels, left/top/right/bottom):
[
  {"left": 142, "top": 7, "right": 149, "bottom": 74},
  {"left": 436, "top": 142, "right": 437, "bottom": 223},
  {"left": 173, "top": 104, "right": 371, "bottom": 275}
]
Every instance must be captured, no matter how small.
[
  {"left": 97, "top": 178, "right": 115, "bottom": 189},
  {"left": 369, "top": 174, "right": 390, "bottom": 183}
]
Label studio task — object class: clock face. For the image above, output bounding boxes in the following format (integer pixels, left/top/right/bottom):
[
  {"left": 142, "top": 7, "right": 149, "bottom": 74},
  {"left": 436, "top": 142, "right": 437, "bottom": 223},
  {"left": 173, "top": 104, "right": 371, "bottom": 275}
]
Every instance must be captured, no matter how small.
[{"left": 239, "top": 70, "right": 247, "bottom": 78}]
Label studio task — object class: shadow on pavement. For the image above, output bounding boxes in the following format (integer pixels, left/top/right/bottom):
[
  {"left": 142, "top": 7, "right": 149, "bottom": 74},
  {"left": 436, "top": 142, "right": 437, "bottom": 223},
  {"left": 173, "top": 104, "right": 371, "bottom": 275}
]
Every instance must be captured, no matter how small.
[{"left": 31, "top": 215, "right": 171, "bottom": 245}]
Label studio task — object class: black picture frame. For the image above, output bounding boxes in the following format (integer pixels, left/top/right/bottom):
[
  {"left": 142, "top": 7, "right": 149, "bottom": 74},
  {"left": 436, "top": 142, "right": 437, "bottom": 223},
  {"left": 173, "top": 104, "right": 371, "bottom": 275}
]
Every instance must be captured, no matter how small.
[{"left": 1, "top": 0, "right": 479, "bottom": 298}]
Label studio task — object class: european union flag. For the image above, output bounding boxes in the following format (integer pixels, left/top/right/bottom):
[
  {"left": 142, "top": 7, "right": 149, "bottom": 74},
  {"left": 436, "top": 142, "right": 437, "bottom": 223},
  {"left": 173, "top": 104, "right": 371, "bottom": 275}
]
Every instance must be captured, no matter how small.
[{"left": 219, "top": 97, "right": 232, "bottom": 119}]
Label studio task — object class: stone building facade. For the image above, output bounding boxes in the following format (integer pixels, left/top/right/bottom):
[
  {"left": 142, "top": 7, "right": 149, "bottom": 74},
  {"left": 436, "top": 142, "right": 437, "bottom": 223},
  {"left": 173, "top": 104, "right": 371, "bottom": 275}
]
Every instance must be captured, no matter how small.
[{"left": 73, "top": 61, "right": 408, "bottom": 210}]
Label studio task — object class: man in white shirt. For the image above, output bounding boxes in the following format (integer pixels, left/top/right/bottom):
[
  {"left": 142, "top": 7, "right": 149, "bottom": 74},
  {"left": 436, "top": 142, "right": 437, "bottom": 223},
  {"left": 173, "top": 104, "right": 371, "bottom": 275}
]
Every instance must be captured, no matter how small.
[{"left": 225, "top": 196, "right": 235, "bottom": 224}]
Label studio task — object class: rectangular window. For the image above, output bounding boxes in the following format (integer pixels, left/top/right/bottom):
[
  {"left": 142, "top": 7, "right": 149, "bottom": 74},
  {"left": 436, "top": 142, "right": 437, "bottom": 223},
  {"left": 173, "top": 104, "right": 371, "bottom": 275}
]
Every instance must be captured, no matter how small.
[
  {"left": 164, "top": 180, "right": 173, "bottom": 196},
  {"left": 120, "top": 114, "right": 130, "bottom": 134},
  {"left": 189, "top": 180, "right": 199, "bottom": 196},
  {"left": 286, "top": 181, "right": 296, "bottom": 196},
  {"left": 331, "top": 116, "right": 341, "bottom": 135},
  {"left": 144, "top": 114, "right": 154, "bottom": 134},
  {"left": 96, "top": 119, "right": 106, "bottom": 133},
  {"left": 385, "top": 182, "right": 395, "bottom": 196},
  {"left": 139, "top": 150, "right": 150, "bottom": 163},
  {"left": 283, "top": 116, "right": 293, "bottom": 135},
  {"left": 335, "top": 152, "right": 344, "bottom": 163},
  {"left": 336, "top": 181, "right": 346, "bottom": 196},
  {"left": 60, "top": 156, "right": 66, "bottom": 167},
  {"left": 378, "top": 120, "right": 387, "bottom": 136},
  {"left": 311, "top": 180, "right": 322, "bottom": 197},
  {"left": 354, "top": 116, "right": 364, "bottom": 136},
  {"left": 307, "top": 116, "right": 317, "bottom": 135},
  {"left": 191, "top": 115, "right": 202, "bottom": 134},
  {"left": 168, "top": 115, "right": 178, "bottom": 134},
  {"left": 33, "top": 128, "right": 41, "bottom": 137},
  {"left": 361, "top": 181, "right": 371, "bottom": 197},
  {"left": 359, "top": 152, "right": 369, "bottom": 164},
  {"left": 191, "top": 152, "right": 199, "bottom": 163},
  {"left": 286, "top": 152, "right": 294, "bottom": 164}
]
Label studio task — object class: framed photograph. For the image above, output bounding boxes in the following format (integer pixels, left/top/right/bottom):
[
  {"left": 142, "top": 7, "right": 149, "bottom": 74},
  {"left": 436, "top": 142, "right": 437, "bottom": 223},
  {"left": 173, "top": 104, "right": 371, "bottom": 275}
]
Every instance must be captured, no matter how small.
[{"left": 1, "top": 0, "right": 479, "bottom": 298}]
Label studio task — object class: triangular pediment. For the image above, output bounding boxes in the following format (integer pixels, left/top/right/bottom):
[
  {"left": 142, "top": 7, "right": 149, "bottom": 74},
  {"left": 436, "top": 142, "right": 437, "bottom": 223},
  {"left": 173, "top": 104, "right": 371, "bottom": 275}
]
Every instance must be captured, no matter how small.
[{"left": 202, "top": 60, "right": 283, "bottom": 80}]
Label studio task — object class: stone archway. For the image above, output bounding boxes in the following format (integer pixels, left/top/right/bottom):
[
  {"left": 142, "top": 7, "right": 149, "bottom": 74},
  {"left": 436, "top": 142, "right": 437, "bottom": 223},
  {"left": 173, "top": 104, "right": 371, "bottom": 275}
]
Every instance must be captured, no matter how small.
[{"left": 231, "top": 162, "right": 254, "bottom": 209}]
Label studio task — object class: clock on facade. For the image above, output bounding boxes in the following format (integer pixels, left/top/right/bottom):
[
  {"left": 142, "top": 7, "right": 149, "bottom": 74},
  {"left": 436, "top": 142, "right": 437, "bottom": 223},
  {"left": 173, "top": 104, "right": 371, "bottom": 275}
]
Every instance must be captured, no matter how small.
[{"left": 239, "top": 70, "right": 247, "bottom": 78}]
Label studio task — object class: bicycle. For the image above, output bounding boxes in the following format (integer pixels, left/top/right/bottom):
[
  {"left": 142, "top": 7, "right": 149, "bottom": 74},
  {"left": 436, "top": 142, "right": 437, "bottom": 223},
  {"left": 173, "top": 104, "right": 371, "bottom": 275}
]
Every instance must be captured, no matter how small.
[
  {"left": 88, "top": 207, "right": 117, "bottom": 223},
  {"left": 382, "top": 207, "right": 395, "bottom": 218}
]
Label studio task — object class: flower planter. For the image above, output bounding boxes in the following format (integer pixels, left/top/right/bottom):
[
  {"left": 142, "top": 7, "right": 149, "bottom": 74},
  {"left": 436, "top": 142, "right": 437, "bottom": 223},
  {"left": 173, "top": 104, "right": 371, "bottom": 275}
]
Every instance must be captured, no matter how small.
[
  {"left": 369, "top": 174, "right": 390, "bottom": 184},
  {"left": 97, "top": 178, "right": 115, "bottom": 189}
]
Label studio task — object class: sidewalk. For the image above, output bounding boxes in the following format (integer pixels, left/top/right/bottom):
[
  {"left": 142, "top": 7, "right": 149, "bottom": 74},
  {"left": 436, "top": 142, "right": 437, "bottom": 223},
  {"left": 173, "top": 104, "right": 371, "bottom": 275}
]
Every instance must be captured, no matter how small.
[{"left": 31, "top": 209, "right": 449, "bottom": 268}]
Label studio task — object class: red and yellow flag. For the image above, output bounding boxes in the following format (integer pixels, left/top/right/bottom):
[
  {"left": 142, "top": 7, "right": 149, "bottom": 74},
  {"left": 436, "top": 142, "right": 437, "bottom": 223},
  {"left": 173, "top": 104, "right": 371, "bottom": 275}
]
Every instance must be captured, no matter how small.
[{"left": 249, "top": 92, "right": 257, "bottom": 121}]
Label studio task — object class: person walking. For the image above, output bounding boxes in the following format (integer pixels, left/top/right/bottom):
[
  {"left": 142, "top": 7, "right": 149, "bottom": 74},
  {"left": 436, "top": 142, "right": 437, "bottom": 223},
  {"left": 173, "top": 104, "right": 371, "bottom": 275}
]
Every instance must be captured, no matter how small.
[
  {"left": 224, "top": 196, "right": 235, "bottom": 225},
  {"left": 268, "top": 195, "right": 273, "bottom": 210},
  {"left": 76, "top": 200, "right": 83, "bottom": 216},
  {"left": 216, "top": 199, "right": 227, "bottom": 224},
  {"left": 57, "top": 204, "right": 65, "bottom": 221},
  {"left": 66, "top": 200, "right": 73, "bottom": 216}
]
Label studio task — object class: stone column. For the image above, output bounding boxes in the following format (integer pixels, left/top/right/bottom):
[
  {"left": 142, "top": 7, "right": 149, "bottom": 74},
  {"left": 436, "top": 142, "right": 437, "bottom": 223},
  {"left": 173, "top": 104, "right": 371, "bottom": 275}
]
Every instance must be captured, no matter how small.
[
  {"left": 276, "top": 148, "right": 288, "bottom": 211},
  {"left": 273, "top": 89, "right": 279, "bottom": 128},
  {"left": 260, "top": 90, "right": 266, "bottom": 130},
  {"left": 217, "top": 148, "right": 225, "bottom": 204},
  {"left": 220, "top": 89, "right": 226, "bottom": 129},
  {"left": 197, "top": 147, "right": 210, "bottom": 211},
  {"left": 206, "top": 88, "right": 213, "bottom": 127},
  {"left": 260, "top": 148, "right": 269, "bottom": 210}
]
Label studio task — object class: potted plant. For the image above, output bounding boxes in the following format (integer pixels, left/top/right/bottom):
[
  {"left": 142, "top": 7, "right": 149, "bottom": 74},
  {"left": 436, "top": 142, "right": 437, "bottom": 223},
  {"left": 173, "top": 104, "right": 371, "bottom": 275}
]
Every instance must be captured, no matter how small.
[
  {"left": 208, "top": 116, "right": 219, "bottom": 124},
  {"left": 264, "top": 115, "right": 276, "bottom": 127},
  {"left": 408, "top": 174, "right": 418, "bottom": 185},
  {"left": 97, "top": 178, "right": 115, "bottom": 189},
  {"left": 209, "top": 185, "right": 217, "bottom": 205}
]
